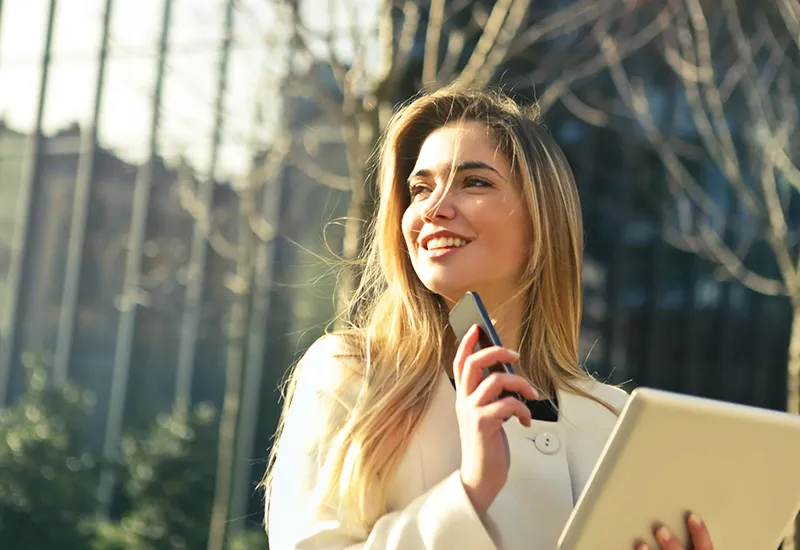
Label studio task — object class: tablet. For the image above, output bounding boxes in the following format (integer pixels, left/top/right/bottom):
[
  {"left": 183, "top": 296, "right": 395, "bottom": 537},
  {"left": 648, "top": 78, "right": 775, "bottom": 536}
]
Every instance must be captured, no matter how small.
[{"left": 557, "top": 387, "right": 800, "bottom": 550}]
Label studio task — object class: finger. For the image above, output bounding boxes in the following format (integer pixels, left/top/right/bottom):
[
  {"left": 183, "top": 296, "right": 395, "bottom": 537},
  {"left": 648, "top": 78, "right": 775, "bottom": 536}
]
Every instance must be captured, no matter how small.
[
  {"left": 471, "top": 372, "right": 538, "bottom": 405},
  {"left": 633, "top": 542, "right": 651, "bottom": 550},
  {"left": 461, "top": 346, "right": 489, "bottom": 399},
  {"left": 465, "top": 345, "right": 521, "bottom": 372},
  {"left": 653, "top": 524, "right": 683, "bottom": 550},
  {"left": 686, "top": 513, "right": 713, "bottom": 550},
  {"left": 461, "top": 346, "right": 521, "bottom": 396},
  {"left": 478, "top": 396, "right": 532, "bottom": 428},
  {"left": 453, "top": 325, "right": 480, "bottom": 395}
]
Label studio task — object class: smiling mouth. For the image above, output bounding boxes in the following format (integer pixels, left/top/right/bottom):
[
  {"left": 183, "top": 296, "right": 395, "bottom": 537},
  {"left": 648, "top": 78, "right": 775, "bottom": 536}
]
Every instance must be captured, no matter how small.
[{"left": 424, "top": 237, "right": 470, "bottom": 251}]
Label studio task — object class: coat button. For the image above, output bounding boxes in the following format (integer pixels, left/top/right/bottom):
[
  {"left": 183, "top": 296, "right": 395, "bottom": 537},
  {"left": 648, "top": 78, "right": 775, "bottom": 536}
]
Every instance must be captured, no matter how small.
[{"left": 533, "top": 431, "right": 560, "bottom": 454}]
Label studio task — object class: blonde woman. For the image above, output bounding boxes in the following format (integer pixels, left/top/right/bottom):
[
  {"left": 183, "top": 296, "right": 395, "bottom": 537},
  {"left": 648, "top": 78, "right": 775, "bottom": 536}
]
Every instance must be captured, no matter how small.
[{"left": 262, "top": 87, "right": 715, "bottom": 550}]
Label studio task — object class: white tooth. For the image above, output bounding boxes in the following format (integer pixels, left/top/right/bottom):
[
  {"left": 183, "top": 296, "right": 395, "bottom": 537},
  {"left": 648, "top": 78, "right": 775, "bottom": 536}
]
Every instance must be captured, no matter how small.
[{"left": 427, "top": 236, "right": 471, "bottom": 250}]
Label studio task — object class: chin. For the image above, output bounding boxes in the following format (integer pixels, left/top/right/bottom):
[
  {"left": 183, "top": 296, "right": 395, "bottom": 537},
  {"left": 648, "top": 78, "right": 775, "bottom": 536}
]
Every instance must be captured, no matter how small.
[{"left": 421, "top": 280, "right": 468, "bottom": 306}]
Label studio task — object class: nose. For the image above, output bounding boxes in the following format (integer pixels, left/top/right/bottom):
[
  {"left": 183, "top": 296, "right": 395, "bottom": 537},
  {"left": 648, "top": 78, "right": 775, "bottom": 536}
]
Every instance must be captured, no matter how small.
[{"left": 421, "top": 188, "right": 456, "bottom": 222}]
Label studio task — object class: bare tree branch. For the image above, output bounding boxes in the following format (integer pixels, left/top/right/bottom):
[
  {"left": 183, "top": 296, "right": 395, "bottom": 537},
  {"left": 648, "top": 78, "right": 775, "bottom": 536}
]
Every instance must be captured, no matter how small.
[
  {"left": 698, "top": 223, "right": 787, "bottom": 295},
  {"left": 664, "top": 1, "right": 760, "bottom": 213},
  {"left": 722, "top": 0, "right": 778, "bottom": 130},
  {"left": 291, "top": 151, "right": 353, "bottom": 191},
  {"left": 509, "top": 0, "right": 618, "bottom": 56},
  {"left": 596, "top": 25, "right": 722, "bottom": 216},
  {"left": 592, "top": 0, "right": 800, "bottom": 301},
  {"left": 177, "top": 170, "right": 239, "bottom": 261},
  {"left": 778, "top": 0, "right": 800, "bottom": 54},
  {"left": 453, "top": 0, "right": 531, "bottom": 88},
  {"left": 468, "top": 0, "right": 533, "bottom": 88},
  {"left": 662, "top": 221, "right": 786, "bottom": 296},
  {"left": 392, "top": 1, "right": 421, "bottom": 90},
  {"left": 422, "top": 0, "right": 446, "bottom": 86},
  {"left": 437, "top": 30, "right": 467, "bottom": 84},
  {"left": 560, "top": 88, "right": 612, "bottom": 127},
  {"left": 176, "top": 130, "right": 290, "bottom": 263},
  {"left": 537, "top": 3, "right": 677, "bottom": 112}
]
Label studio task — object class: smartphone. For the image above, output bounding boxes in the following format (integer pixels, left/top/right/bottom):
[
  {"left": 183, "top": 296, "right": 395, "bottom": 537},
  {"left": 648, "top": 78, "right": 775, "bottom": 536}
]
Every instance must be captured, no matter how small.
[{"left": 448, "top": 291, "right": 523, "bottom": 402}]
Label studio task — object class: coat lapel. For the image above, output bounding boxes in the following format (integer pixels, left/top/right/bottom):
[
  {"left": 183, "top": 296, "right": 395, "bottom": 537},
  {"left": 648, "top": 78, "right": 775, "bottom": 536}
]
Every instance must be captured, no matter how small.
[{"left": 486, "top": 387, "right": 575, "bottom": 549}]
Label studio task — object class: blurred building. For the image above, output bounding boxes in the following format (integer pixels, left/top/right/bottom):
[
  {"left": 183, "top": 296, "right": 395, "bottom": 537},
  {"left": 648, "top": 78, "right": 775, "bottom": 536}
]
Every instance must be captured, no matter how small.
[
  {"left": 0, "top": 54, "right": 350, "bottom": 542},
  {"left": 0, "top": 120, "right": 236, "bottom": 445},
  {"left": 0, "top": 122, "right": 26, "bottom": 340}
]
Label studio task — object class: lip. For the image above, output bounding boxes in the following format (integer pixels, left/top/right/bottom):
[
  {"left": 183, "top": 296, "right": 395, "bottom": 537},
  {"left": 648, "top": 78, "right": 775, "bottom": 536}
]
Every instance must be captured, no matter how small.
[
  {"left": 424, "top": 246, "right": 466, "bottom": 259},
  {"left": 419, "top": 229, "right": 472, "bottom": 251}
]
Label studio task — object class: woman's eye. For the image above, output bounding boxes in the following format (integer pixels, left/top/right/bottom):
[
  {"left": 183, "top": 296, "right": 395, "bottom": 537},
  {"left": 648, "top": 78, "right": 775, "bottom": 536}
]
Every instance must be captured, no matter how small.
[
  {"left": 409, "top": 184, "right": 431, "bottom": 198},
  {"left": 463, "top": 176, "right": 492, "bottom": 188}
]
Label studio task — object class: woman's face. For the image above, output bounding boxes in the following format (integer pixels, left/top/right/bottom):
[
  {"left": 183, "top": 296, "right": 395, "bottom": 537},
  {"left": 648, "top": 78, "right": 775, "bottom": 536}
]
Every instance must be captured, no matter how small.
[{"left": 401, "top": 121, "right": 530, "bottom": 307}]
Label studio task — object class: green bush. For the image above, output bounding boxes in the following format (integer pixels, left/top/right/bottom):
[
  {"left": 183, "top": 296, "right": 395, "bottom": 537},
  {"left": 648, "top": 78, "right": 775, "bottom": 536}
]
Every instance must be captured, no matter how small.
[
  {"left": 0, "top": 353, "right": 100, "bottom": 549},
  {"left": 0, "top": 353, "right": 267, "bottom": 549},
  {"left": 92, "top": 403, "right": 220, "bottom": 550},
  {"left": 227, "top": 529, "right": 268, "bottom": 550}
]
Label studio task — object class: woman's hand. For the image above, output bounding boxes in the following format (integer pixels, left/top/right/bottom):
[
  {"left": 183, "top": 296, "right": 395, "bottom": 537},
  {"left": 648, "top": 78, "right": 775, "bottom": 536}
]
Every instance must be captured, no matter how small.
[
  {"left": 635, "top": 513, "right": 714, "bottom": 550},
  {"left": 453, "top": 324, "right": 538, "bottom": 517}
]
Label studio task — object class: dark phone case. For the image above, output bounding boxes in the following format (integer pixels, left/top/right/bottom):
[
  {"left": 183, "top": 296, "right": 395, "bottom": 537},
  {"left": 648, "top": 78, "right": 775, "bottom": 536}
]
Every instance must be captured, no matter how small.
[{"left": 448, "top": 291, "right": 523, "bottom": 401}]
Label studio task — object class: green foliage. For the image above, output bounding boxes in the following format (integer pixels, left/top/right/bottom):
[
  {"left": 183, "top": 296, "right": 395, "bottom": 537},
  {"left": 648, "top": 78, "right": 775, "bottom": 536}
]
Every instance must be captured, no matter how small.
[
  {"left": 0, "top": 352, "right": 100, "bottom": 549},
  {"left": 93, "top": 403, "right": 219, "bottom": 550},
  {"left": 0, "top": 354, "right": 267, "bottom": 549},
  {"left": 227, "top": 529, "right": 268, "bottom": 550}
]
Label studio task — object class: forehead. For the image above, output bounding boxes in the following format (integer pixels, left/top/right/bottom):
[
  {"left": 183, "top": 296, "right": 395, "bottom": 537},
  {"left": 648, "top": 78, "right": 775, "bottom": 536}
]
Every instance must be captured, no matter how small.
[{"left": 412, "top": 121, "right": 510, "bottom": 173}]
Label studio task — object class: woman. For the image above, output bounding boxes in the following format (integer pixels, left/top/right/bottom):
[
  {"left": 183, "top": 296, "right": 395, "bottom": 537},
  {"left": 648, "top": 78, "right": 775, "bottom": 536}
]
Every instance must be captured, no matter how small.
[{"left": 262, "top": 87, "right": 714, "bottom": 550}]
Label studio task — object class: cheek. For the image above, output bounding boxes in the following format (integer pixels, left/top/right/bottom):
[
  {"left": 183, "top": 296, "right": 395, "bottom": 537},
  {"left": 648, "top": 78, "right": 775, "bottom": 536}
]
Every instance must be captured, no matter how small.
[
  {"left": 508, "top": 212, "right": 532, "bottom": 270},
  {"left": 401, "top": 207, "right": 419, "bottom": 252},
  {"left": 489, "top": 205, "right": 529, "bottom": 259}
]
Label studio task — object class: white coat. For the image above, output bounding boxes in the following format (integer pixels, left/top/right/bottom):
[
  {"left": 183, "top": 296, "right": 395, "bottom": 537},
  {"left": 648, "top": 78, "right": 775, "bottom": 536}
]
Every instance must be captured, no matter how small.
[{"left": 268, "top": 336, "right": 629, "bottom": 549}]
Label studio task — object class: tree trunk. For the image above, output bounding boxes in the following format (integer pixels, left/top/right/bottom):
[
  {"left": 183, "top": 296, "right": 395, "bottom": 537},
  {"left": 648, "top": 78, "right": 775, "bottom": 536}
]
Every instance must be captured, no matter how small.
[
  {"left": 783, "top": 306, "right": 800, "bottom": 550},
  {"left": 334, "top": 106, "right": 383, "bottom": 323},
  {"left": 787, "top": 306, "right": 800, "bottom": 416},
  {"left": 336, "top": 177, "right": 366, "bottom": 325},
  {"left": 206, "top": 199, "right": 256, "bottom": 550}
]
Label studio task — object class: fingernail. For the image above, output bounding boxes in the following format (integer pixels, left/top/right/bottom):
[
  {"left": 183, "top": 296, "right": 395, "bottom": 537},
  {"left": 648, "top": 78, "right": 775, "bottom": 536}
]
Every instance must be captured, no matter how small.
[
  {"left": 636, "top": 544, "right": 651, "bottom": 550},
  {"left": 655, "top": 526, "right": 673, "bottom": 543},
  {"left": 688, "top": 513, "right": 702, "bottom": 528},
  {"left": 508, "top": 350, "right": 520, "bottom": 359}
]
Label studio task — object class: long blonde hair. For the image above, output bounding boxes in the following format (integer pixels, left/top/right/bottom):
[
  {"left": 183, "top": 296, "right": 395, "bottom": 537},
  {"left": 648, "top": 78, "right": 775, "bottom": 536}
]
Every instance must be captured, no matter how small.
[{"left": 263, "top": 85, "right": 613, "bottom": 533}]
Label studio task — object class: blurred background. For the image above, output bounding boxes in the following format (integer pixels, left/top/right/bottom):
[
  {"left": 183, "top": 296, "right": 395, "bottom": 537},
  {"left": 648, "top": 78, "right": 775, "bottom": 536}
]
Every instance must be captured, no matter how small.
[{"left": 0, "top": 0, "right": 798, "bottom": 548}]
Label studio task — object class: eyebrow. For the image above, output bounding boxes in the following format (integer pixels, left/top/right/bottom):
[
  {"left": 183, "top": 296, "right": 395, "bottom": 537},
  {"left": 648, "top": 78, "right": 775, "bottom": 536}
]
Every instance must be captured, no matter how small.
[{"left": 408, "top": 161, "right": 502, "bottom": 182}]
